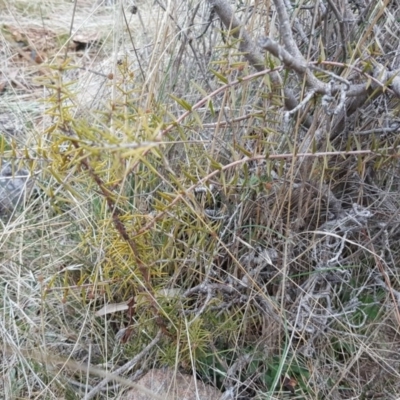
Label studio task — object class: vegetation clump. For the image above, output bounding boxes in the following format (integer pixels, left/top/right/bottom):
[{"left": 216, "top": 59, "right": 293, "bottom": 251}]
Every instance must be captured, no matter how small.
[{"left": 1, "top": 0, "right": 400, "bottom": 399}]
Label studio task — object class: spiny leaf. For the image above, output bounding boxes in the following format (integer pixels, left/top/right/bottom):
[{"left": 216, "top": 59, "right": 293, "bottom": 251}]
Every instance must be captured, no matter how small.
[
  {"left": 209, "top": 69, "right": 229, "bottom": 84},
  {"left": 169, "top": 94, "right": 192, "bottom": 111}
]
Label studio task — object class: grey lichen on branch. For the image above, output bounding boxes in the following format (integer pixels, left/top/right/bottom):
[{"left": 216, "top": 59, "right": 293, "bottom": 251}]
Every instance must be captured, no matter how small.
[
  {"left": 208, "top": 0, "right": 400, "bottom": 139},
  {"left": 207, "top": 0, "right": 301, "bottom": 116}
]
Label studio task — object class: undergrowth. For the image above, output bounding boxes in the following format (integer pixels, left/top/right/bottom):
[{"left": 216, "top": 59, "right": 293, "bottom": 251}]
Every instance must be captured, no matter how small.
[{"left": 1, "top": 0, "right": 400, "bottom": 399}]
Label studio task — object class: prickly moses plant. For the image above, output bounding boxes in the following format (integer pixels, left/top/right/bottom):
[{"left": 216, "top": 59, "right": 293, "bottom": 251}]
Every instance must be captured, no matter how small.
[{"left": 2, "top": 0, "right": 400, "bottom": 399}]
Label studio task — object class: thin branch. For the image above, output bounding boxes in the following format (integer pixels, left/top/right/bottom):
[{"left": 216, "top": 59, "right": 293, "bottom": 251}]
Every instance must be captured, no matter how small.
[
  {"left": 325, "top": 0, "right": 348, "bottom": 61},
  {"left": 1, "top": 342, "right": 165, "bottom": 400},
  {"left": 133, "top": 148, "right": 384, "bottom": 237},
  {"left": 259, "top": 37, "right": 327, "bottom": 93},
  {"left": 272, "top": 0, "right": 303, "bottom": 58},
  {"left": 259, "top": 38, "right": 377, "bottom": 100},
  {"left": 207, "top": 0, "right": 265, "bottom": 69},
  {"left": 207, "top": 0, "right": 302, "bottom": 114},
  {"left": 65, "top": 132, "right": 171, "bottom": 337},
  {"left": 83, "top": 331, "right": 162, "bottom": 400}
]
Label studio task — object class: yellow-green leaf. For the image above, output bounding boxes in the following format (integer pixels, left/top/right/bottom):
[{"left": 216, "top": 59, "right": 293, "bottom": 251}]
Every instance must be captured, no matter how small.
[
  {"left": 169, "top": 94, "right": 192, "bottom": 111},
  {"left": 209, "top": 69, "right": 228, "bottom": 84}
]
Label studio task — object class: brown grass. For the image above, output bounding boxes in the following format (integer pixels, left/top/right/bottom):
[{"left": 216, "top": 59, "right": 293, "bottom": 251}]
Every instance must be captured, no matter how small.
[{"left": 1, "top": 1, "right": 400, "bottom": 399}]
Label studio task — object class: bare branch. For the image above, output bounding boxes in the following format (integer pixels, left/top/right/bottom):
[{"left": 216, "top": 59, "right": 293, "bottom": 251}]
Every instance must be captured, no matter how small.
[
  {"left": 207, "top": 0, "right": 302, "bottom": 116},
  {"left": 207, "top": 0, "right": 265, "bottom": 69},
  {"left": 259, "top": 37, "right": 326, "bottom": 93},
  {"left": 374, "top": 64, "right": 400, "bottom": 98},
  {"left": 259, "top": 39, "right": 371, "bottom": 99},
  {"left": 272, "top": 0, "right": 303, "bottom": 58}
]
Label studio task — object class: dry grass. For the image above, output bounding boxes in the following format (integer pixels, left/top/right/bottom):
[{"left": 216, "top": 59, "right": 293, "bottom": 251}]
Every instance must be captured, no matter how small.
[{"left": 1, "top": 1, "right": 400, "bottom": 399}]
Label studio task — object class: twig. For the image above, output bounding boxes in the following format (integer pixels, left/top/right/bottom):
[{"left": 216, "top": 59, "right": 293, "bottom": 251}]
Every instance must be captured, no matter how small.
[
  {"left": 325, "top": 0, "right": 348, "bottom": 61},
  {"left": 201, "top": 112, "right": 264, "bottom": 127},
  {"left": 65, "top": 132, "right": 171, "bottom": 337},
  {"left": 83, "top": 331, "right": 162, "bottom": 400},
  {"left": 133, "top": 148, "right": 383, "bottom": 237},
  {"left": 121, "top": 67, "right": 283, "bottom": 181},
  {"left": 272, "top": 0, "right": 302, "bottom": 58},
  {"left": 207, "top": 0, "right": 302, "bottom": 114},
  {"left": 1, "top": 341, "right": 165, "bottom": 400}
]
